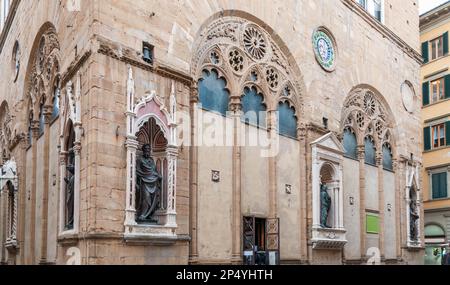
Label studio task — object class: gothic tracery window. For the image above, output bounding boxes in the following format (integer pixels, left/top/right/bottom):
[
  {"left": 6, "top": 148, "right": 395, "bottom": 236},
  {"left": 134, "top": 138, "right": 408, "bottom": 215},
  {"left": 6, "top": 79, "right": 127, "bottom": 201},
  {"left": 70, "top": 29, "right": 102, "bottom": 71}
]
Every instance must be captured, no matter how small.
[
  {"left": 343, "top": 128, "right": 358, "bottom": 159},
  {"left": 278, "top": 102, "right": 297, "bottom": 138},
  {"left": 382, "top": 143, "right": 393, "bottom": 171},
  {"left": 51, "top": 79, "right": 61, "bottom": 120},
  {"left": 241, "top": 86, "right": 267, "bottom": 127},
  {"left": 198, "top": 69, "right": 230, "bottom": 116},
  {"left": 193, "top": 17, "right": 301, "bottom": 140},
  {"left": 364, "top": 136, "right": 376, "bottom": 165}
]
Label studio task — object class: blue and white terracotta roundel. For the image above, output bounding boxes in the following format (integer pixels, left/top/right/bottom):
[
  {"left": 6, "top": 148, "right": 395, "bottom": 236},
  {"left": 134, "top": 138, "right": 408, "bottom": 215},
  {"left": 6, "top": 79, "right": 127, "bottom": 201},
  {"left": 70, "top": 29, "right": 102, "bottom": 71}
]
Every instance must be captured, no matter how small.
[{"left": 312, "top": 29, "right": 336, "bottom": 72}]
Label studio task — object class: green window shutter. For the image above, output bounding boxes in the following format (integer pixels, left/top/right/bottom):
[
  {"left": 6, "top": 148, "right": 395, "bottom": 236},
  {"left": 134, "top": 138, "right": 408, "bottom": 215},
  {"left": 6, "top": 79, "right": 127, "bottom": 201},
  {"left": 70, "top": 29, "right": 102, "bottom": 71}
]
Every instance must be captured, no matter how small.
[
  {"left": 445, "top": 75, "right": 450, "bottom": 99},
  {"left": 432, "top": 174, "right": 440, "bottom": 199},
  {"left": 444, "top": 32, "right": 449, "bottom": 55},
  {"left": 424, "top": 126, "right": 431, "bottom": 151},
  {"left": 423, "top": 82, "right": 430, "bottom": 106},
  {"left": 446, "top": 121, "right": 450, "bottom": 146},
  {"left": 422, "top": 41, "right": 429, "bottom": 63},
  {"left": 441, "top": 172, "right": 448, "bottom": 198}
]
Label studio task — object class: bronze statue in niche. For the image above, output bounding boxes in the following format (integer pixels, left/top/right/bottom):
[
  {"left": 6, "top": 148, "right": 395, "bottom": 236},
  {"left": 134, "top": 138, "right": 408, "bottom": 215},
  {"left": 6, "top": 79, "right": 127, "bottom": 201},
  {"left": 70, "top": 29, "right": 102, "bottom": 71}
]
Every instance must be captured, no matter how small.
[
  {"left": 320, "top": 183, "right": 332, "bottom": 228},
  {"left": 136, "top": 144, "right": 162, "bottom": 223},
  {"left": 64, "top": 152, "right": 75, "bottom": 230}
]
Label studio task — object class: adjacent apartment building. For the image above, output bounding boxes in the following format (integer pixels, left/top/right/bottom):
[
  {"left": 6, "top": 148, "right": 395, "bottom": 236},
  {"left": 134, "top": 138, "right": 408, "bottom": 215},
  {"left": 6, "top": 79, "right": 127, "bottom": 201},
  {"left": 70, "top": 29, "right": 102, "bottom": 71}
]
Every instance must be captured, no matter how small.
[{"left": 420, "top": 1, "right": 450, "bottom": 266}]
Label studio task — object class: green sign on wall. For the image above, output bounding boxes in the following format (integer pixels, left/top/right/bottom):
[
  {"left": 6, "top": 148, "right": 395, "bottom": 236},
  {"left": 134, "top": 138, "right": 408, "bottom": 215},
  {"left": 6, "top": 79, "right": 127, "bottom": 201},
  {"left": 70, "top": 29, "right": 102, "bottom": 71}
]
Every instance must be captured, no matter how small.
[{"left": 366, "top": 214, "right": 380, "bottom": 234}]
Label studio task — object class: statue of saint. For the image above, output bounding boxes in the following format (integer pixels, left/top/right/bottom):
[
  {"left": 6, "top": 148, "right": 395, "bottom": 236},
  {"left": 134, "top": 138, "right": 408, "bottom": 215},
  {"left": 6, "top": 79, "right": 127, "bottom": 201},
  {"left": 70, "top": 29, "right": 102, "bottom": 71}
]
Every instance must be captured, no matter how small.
[
  {"left": 64, "top": 164, "right": 75, "bottom": 230},
  {"left": 409, "top": 199, "right": 419, "bottom": 241},
  {"left": 320, "top": 183, "right": 332, "bottom": 228},
  {"left": 136, "top": 144, "right": 162, "bottom": 223}
]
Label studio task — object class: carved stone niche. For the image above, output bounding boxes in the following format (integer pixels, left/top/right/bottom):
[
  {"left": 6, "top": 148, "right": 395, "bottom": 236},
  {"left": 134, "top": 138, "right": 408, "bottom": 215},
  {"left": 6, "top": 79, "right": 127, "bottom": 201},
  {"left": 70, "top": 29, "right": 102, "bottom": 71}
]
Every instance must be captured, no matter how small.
[
  {"left": 311, "top": 133, "right": 347, "bottom": 250},
  {"left": 0, "top": 159, "right": 19, "bottom": 251},
  {"left": 124, "top": 67, "right": 179, "bottom": 244},
  {"left": 406, "top": 162, "right": 422, "bottom": 250}
]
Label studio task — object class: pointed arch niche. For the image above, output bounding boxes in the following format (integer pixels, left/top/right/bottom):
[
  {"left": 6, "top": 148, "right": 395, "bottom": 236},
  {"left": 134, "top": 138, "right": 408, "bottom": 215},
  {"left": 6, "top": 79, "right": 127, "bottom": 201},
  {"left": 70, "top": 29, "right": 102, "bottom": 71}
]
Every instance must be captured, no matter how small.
[
  {"left": 124, "top": 67, "right": 179, "bottom": 241},
  {"left": 58, "top": 73, "right": 82, "bottom": 237},
  {"left": 0, "top": 159, "right": 18, "bottom": 252}
]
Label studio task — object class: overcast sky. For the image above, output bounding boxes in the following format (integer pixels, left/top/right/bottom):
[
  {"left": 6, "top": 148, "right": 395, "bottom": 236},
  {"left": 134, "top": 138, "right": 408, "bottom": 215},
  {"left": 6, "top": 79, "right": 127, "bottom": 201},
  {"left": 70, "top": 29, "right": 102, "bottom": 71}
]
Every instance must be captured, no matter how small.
[{"left": 420, "top": 0, "right": 450, "bottom": 14}]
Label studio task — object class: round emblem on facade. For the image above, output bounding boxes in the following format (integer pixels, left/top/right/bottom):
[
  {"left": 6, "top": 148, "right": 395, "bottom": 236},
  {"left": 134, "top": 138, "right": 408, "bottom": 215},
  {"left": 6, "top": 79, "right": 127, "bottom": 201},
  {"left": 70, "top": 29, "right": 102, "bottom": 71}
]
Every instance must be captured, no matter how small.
[
  {"left": 401, "top": 81, "right": 416, "bottom": 113},
  {"left": 312, "top": 28, "right": 336, "bottom": 72}
]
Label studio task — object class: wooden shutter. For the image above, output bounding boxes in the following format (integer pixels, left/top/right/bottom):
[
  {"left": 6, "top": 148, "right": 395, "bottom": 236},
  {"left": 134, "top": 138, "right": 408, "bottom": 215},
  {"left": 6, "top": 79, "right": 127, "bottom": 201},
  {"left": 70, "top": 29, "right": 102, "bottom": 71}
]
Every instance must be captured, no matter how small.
[
  {"left": 444, "top": 32, "right": 449, "bottom": 55},
  {"left": 445, "top": 75, "right": 450, "bottom": 99},
  {"left": 422, "top": 41, "right": 429, "bottom": 63},
  {"left": 243, "top": 217, "right": 255, "bottom": 265},
  {"left": 446, "top": 121, "right": 450, "bottom": 146},
  {"left": 266, "top": 218, "right": 280, "bottom": 265},
  {"left": 441, "top": 172, "right": 448, "bottom": 198},
  {"left": 424, "top": 127, "right": 431, "bottom": 151},
  {"left": 423, "top": 82, "right": 430, "bottom": 106}
]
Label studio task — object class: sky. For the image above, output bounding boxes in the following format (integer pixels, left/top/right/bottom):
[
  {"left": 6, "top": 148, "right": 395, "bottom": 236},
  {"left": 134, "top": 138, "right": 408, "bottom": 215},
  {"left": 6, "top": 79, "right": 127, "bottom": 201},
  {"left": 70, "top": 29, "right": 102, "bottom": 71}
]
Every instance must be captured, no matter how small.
[{"left": 420, "top": 0, "right": 450, "bottom": 15}]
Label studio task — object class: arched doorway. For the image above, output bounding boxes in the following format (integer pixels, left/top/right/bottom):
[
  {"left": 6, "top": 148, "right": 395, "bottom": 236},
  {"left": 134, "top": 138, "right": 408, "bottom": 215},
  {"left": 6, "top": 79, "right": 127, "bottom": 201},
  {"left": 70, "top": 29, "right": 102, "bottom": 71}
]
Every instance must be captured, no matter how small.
[{"left": 424, "top": 224, "right": 447, "bottom": 265}]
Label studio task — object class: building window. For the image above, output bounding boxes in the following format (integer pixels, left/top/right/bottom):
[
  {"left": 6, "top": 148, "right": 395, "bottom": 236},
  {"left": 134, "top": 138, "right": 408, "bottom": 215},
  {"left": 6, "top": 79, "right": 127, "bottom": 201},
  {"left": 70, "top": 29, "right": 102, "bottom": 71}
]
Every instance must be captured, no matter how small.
[
  {"left": 364, "top": 136, "right": 376, "bottom": 165},
  {"left": 39, "top": 102, "right": 45, "bottom": 136},
  {"left": 430, "top": 36, "right": 445, "bottom": 61},
  {"left": 198, "top": 69, "right": 229, "bottom": 116},
  {"left": 277, "top": 102, "right": 297, "bottom": 138},
  {"left": 432, "top": 123, "right": 446, "bottom": 149},
  {"left": 382, "top": 143, "right": 393, "bottom": 171},
  {"left": 430, "top": 77, "right": 445, "bottom": 103},
  {"left": 1, "top": 0, "right": 11, "bottom": 32},
  {"left": 357, "top": 0, "right": 383, "bottom": 22},
  {"left": 241, "top": 86, "right": 267, "bottom": 128},
  {"left": 52, "top": 85, "right": 61, "bottom": 120},
  {"left": 343, "top": 128, "right": 358, "bottom": 159},
  {"left": 432, "top": 172, "right": 448, "bottom": 200}
]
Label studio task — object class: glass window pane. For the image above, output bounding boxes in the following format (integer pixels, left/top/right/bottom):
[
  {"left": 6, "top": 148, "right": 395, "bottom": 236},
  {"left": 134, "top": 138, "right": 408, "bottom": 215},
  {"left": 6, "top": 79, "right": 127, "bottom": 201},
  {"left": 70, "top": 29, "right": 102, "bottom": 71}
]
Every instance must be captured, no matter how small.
[
  {"left": 198, "top": 69, "right": 230, "bottom": 116},
  {"left": 241, "top": 86, "right": 267, "bottom": 128},
  {"left": 343, "top": 129, "right": 358, "bottom": 159},
  {"left": 277, "top": 102, "right": 297, "bottom": 138},
  {"left": 382, "top": 144, "right": 393, "bottom": 170},
  {"left": 365, "top": 137, "right": 376, "bottom": 165}
]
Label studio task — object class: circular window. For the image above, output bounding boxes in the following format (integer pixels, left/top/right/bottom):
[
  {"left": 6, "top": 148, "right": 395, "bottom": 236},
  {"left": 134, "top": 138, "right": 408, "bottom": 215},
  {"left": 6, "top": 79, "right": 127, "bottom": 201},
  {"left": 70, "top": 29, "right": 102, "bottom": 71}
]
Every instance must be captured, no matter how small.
[{"left": 312, "top": 28, "right": 336, "bottom": 72}]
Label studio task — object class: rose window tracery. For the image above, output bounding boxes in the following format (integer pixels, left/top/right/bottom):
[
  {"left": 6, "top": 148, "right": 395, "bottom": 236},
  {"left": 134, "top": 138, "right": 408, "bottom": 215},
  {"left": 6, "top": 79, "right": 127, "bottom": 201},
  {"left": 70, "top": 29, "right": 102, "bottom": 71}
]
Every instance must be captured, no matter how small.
[
  {"left": 243, "top": 26, "right": 267, "bottom": 60},
  {"left": 363, "top": 92, "right": 376, "bottom": 117}
]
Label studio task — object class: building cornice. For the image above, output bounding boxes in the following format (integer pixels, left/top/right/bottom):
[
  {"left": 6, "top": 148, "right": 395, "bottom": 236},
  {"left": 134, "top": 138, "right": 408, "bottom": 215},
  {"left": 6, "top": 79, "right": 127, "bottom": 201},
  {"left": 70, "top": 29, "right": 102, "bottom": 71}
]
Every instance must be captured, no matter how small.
[
  {"left": 0, "top": 0, "right": 20, "bottom": 55},
  {"left": 420, "top": 1, "right": 450, "bottom": 30},
  {"left": 341, "top": 0, "right": 422, "bottom": 65}
]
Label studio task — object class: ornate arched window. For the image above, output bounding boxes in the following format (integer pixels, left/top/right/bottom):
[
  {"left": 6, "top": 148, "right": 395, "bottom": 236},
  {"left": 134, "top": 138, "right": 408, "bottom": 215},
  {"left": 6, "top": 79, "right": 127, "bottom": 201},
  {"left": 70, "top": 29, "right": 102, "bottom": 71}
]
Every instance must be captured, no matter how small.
[
  {"left": 382, "top": 143, "right": 393, "bottom": 171},
  {"left": 278, "top": 102, "right": 297, "bottom": 138},
  {"left": 241, "top": 86, "right": 266, "bottom": 127},
  {"left": 343, "top": 128, "right": 357, "bottom": 159},
  {"left": 198, "top": 69, "right": 229, "bottom": 116},
  {"left": 364, "top": 136, "right": 376, "bottom": 165},
  {"left": 192, "top": 16, "right": 302, "bottom": 139}
]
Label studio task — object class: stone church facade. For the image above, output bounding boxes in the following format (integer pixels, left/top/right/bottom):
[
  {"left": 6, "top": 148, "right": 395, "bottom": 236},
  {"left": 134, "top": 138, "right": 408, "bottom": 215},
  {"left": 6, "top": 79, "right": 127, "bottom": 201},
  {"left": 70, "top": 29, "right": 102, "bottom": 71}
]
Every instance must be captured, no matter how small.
[{"left": 0, "top": 0, "right": 424, "bottom": 265}]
